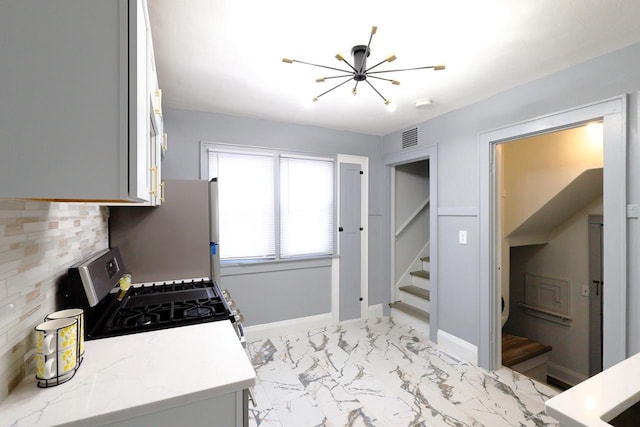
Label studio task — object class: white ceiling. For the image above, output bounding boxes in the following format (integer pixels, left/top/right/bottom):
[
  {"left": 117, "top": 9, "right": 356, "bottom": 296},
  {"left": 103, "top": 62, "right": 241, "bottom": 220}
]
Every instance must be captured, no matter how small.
[{"left": 147, "top": 0, "right": 640, "bottom": 136}]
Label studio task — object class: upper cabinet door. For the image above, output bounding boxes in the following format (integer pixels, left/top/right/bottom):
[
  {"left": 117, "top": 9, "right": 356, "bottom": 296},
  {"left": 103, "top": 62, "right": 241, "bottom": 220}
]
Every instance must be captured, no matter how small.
[
  {"left": 129, "top": 0, "right": 151, "bottom": 202},
  {"left": 0, "top": 0, "right": 160, "bottom": 203}
]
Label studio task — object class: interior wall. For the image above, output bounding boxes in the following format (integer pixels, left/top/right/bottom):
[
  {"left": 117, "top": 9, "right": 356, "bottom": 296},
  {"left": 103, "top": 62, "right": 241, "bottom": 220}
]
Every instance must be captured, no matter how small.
[
  {"left": 162, "top": 108, "right": 385, "bottom": 323},
  {"left": 505, "top": 197, "right": 603, "bottom": 384},
  {"left": 499, "top": 126, "right": 603, "bottom": 326},
  {"left": 394, "top": 160, "right": 429, "bottom": 281},
  {"left": 0, "top": 200, "right": 108, "bottom": 402},
  {"left": 502, "top": 126, "right": 604, "bottom": 236},
  {"left": 382, "top": 41, "right": 640, "bottom": 355}
]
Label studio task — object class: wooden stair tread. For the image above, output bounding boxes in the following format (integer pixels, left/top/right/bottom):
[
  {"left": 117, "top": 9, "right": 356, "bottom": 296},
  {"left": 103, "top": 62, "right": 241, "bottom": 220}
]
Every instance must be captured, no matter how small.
[
  {"left": 390, "top": 301, "right": 430, "bottom": 322},
  {"left": 420, "top": 256, "right": 430, "bottom": 262},
  {"left": 410, "top": 270, "right": 430, "bottom": 280},
  {"left": 399, "top": 285, "right": 430, "bottom": 300},
  {"left": 502, "top": 334, "right": 552, "bottom": 367}
]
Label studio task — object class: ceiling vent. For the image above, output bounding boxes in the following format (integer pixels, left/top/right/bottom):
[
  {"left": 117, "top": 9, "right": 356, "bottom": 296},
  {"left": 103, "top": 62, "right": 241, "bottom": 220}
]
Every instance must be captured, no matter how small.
[{"left": 402, "top": 128, "right": 418, "bottom": 149}]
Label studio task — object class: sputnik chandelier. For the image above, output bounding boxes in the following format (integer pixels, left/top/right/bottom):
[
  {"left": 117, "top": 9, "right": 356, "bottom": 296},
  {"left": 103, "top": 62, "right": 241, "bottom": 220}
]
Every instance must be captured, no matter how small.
[{"left": 282, "top": 26, "right": 445, "bottom": 107}]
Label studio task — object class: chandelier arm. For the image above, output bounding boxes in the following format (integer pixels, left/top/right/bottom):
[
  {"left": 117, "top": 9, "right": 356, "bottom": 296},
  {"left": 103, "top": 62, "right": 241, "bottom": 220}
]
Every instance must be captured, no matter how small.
[
  {"left": 353, "top": 80, "right": 360, "bottom": 94},
  {"left": 314, "top": 77, "right": 353, "bottom": 100},
  {"left": 290, "top": 59, "right": 352, "bottom": 74},
  {"left": 340, "top": 58, "right": 359, "bottom": 74},
  {"left": 367, "top": 65, "right": 440, "bottom": 75},
  {"left": 364, "top": 58, "right": 389, "bottom": 73},
  {"left": 360, "top": 30, "right": 376, "bottom": 74},
  {"left": 364, "top": 79, "right": 388, "bottom": 103},
  {"left": 368, "top": 75, "right": 397, "bottom": 84},
  {"left": 319, "top": 74, "right": 355, "bottom": 81}
]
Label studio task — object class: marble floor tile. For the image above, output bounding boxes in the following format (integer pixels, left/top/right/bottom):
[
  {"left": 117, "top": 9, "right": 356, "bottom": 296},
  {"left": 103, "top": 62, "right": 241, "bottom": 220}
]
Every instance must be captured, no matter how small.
[{"left": 247, "top": 317, "right": 559, "bottom": 427}]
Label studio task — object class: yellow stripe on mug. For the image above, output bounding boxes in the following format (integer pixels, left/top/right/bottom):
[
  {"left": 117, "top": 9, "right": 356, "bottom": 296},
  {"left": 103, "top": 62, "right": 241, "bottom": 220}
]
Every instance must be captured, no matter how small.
[{"left": 45, "top": 308, "right": 84, "bottom": 356}]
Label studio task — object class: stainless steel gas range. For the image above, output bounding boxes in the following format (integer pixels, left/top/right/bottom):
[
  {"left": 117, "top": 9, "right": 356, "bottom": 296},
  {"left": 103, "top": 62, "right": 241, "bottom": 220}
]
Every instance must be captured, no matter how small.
[
  {"left": 61, "top": 247, "right": 242, "bottom": 341},
  {"left": 59, "top": 246, "right": 251, "bottom": 426}
]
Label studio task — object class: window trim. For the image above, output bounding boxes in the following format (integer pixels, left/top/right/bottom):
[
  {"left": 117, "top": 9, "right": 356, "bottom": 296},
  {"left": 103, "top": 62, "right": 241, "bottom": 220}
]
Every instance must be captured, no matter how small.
[{"left": 200, "top": 141, "right": 337, "bottom": 265}]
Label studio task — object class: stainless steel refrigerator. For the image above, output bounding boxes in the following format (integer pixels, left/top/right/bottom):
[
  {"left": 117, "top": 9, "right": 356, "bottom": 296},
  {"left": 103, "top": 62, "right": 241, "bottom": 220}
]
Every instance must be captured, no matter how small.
[
  {"left": 209, "top": 178, "right": 221, "bottom": 284},
  {"left": 109, "top": 179, "right": 220, "bottom": 284}
]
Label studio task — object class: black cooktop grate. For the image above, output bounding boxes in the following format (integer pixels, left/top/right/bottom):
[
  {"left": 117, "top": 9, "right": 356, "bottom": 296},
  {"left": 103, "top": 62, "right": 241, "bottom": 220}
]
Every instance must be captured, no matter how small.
[{"left": 85, "top": 279, "right": 233, "bottom": 340}]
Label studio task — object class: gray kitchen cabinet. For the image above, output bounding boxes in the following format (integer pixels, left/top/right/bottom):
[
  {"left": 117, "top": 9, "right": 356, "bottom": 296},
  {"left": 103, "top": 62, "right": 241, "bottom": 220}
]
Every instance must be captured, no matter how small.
[
  {"left": 105, "top": 390, "right": 246, "bottom": 427},
  {"left": 0, "top": 0, "right": 162, "bottom": 203}
]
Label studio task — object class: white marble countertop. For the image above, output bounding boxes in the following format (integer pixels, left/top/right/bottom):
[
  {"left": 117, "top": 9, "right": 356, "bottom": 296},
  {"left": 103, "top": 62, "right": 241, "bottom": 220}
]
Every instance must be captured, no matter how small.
[
  {"left": 0, "top": 321, "right": 256, "bottom": 426},
  {"left": 545, "top": 350, "right": 640, "bottom": 426}
]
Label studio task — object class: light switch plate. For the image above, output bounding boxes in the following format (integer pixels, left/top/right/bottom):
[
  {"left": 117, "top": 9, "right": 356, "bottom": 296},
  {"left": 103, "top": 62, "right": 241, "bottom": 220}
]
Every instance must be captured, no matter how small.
[
  {"left": 581, "top": 285, "right": 589, "bottom": 297},
  {"left": 459, "top": 230, "right": 468, "bottom": 245}
]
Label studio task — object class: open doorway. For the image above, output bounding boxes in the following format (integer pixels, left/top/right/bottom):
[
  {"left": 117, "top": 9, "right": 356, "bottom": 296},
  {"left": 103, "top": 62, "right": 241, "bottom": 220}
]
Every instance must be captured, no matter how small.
[
  {"left": 389, "top": 159, "right": 432, "bottom": 334},
  {"left": 478, "top": 96, "right": 627, "bottom": 374},
  {"left": 496, "top": 124, "right": 604, "bottom": 389},
  {"left": 384, "top": 143, "right": 439, "bottom": 341}
]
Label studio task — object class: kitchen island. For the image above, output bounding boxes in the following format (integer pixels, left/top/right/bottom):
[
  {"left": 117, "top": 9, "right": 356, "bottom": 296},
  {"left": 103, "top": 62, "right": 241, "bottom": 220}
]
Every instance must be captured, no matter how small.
[
  {"left": 545, "top": 350, "right": 640, "bottom": 426},
  {"left": 0, "top": 321, "right": 255, "bottom": 426}
]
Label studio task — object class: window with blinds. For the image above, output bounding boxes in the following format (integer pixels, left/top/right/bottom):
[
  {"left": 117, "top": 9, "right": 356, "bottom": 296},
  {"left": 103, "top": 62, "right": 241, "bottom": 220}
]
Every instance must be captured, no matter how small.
[
  {"left": 205, "top": 145, "right": 335, "bottom": 261},
  {"left": 280, "top": 156, "right": 334, "bottom": 258}
]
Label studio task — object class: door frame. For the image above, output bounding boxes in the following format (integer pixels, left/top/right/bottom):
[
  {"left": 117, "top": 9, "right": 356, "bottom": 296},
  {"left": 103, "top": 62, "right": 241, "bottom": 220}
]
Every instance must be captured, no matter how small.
[
  {"left": 384, "top": 144, "right": 438, "bottom": 340},
  {"left": 588, "top": 214, "right": 604, "bottom": 377},
  {"left": 479, "top": 96, "right": 627, "bottom": 370},
  {"left": 334, "top": 154, "right": 369, "bottom": 322}
]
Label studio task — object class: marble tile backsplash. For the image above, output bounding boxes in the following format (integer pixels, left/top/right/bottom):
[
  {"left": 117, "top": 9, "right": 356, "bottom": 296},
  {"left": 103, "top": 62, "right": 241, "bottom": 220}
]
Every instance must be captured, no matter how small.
[{"left": 0, "top": 199, "right": 108, "bottom": 401}]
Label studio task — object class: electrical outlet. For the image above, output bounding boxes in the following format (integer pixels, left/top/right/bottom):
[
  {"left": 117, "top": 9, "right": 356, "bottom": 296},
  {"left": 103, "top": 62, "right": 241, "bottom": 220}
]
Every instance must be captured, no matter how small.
[
  {"left": 581, "top": 285, "right": 589, "bottom": 297},
  {"left": 459, "top": 230, "right": 468, "bottom": 245}
]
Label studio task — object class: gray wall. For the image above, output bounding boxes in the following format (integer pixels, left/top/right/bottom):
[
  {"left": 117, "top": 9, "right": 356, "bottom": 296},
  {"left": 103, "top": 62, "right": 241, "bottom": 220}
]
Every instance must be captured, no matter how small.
[
  {"left": 162, "top": 108, "right": 384, "bottom": 325},
  {"left": 382, "top": 41, "right": 640, "bottom": 355},
  {"left": 506, "top": 197, "right": 603, "bottom": 384}
]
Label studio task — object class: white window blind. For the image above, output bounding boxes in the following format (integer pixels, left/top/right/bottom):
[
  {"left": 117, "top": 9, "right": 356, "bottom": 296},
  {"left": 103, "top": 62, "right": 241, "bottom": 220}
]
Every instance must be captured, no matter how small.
[
  {"left": 280, "top": 156, "right": 334, "bottom": 257},
  {"left": 205, "top": 143, "right": 335, "bottom": 261},
  {"left": 208, "top": 151, "right": 275, "bottom": 260}
]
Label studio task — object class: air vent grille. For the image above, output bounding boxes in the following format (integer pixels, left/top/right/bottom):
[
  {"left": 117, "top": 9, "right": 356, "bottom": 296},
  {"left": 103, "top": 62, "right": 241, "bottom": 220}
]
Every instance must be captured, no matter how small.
[{"left": 402, "top": 128, "right": 418, "bottom": 149}]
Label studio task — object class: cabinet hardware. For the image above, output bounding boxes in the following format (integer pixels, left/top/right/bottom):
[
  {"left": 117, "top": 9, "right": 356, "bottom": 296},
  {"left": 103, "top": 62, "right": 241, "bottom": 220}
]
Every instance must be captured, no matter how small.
[
  {"left": 154, "top": 89, "right": 162, "bottom": 116},
  {"left": 248, "top": 388, "right": 257, "bottom": 407},
  {"left": 150, "top": 165, "right": 158, "bottom": 196},
  {"left": 160, "top": 181, "right": 166, "bottom": 202}
]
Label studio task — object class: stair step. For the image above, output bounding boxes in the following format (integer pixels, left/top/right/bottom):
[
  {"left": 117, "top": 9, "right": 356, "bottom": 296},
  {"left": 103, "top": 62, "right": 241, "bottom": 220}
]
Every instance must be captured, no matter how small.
[
  {"left": 410, "top": 270, "right": 430, "bottom": 280},
  {"left": 502, "top": 334, "right": 552, "bottom": 367},
  {"left": 399, "top": 285, "right": 430, "bottom": 301},
  {"left": 389, "top": 301, "right": 430, "bottom": 323},
  {"left": 420, "top": 256, "right": 430, "bottom": 262}
]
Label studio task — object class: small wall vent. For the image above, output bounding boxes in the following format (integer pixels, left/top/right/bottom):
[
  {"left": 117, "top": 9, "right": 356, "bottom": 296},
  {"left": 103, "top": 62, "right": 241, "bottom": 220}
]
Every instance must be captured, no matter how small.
[{"left": 402, "top": 128, "right": 418, "bottom": 149}]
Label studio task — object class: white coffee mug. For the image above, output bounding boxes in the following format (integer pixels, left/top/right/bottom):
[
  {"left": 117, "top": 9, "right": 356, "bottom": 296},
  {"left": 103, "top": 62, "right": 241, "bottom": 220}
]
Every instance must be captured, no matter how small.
[
  {"left": 35, "top": 318, "right": 77, "bottom": 355},
  {"left": 45, "top": 308, "right": 85, "bottom": 356},
  {"left": 35, "top": 346, "right": 77, "bottom": 379}
]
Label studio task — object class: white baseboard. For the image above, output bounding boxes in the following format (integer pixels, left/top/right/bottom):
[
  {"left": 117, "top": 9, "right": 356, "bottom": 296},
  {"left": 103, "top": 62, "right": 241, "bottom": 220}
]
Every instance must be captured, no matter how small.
[
  {"left": 547, "top": 361, "right": 588, "bottom": 386},
  {"left": 245, "top": 306, "right": 385, "bottom": 342},
  {"left": 436, "top": 329, "right": 478, "bottom": 365},
  {"left": 244, "top": 313, "right": 333, "bottom": 342}
]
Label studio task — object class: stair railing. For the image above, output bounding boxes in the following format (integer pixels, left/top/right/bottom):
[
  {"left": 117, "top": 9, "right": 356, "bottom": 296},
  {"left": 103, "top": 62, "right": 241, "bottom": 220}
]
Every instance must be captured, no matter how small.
[{"left": 395, "top": 197, "right": 429, "bottom": 237}]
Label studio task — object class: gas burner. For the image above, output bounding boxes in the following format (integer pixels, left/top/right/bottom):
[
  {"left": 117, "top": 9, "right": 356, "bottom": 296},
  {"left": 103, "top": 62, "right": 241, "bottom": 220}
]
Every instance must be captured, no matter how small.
[
  {"left": 137, "top": 313, "right": 157, "bottom": 326},
  {"left": 88, "top": 280, "right": 234, "bottom": 339},
  {"left": 185, "top": 306, "right": 215, "bottom": 318}
]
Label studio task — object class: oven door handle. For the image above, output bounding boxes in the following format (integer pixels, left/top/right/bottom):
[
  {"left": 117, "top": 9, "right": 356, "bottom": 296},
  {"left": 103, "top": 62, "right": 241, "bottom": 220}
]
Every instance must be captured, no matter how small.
[{"left": 236, "top": 322, "right": 247, "bottom": 347}]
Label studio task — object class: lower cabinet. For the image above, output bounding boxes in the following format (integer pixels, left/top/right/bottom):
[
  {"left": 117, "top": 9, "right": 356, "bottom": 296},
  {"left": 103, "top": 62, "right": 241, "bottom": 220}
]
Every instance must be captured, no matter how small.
[{"left": 106, "top": 390, "right": 247, "bottom": 427}]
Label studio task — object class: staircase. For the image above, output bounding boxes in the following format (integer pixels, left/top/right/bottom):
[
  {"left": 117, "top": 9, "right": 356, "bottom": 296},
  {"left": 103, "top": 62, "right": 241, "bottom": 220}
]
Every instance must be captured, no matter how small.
[{"left": 390, "top": 256, "right": 430, "bottom": 333}]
